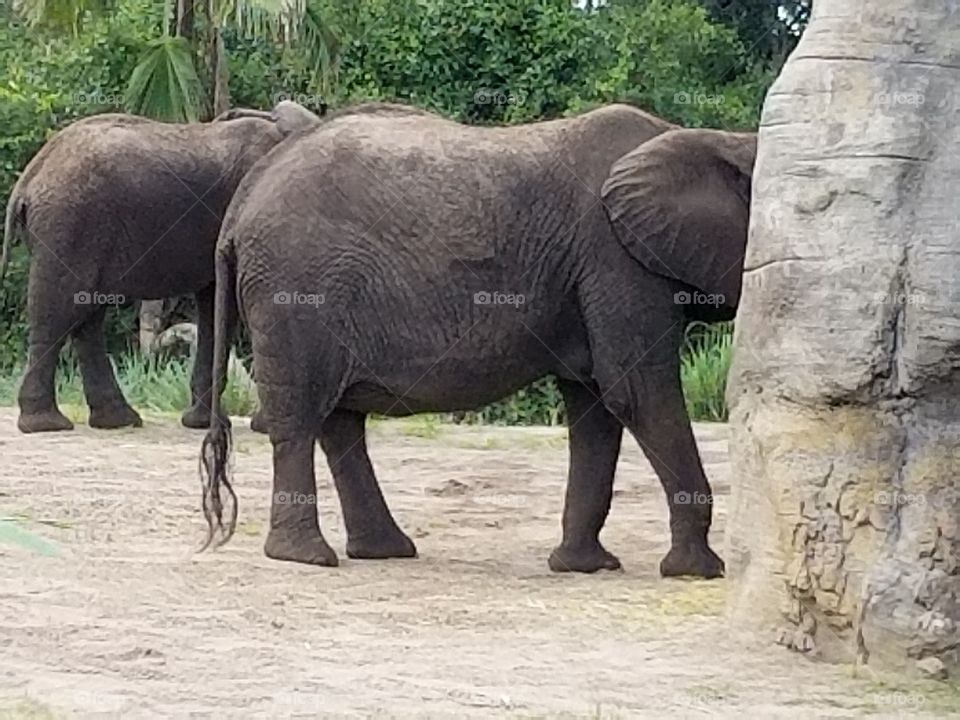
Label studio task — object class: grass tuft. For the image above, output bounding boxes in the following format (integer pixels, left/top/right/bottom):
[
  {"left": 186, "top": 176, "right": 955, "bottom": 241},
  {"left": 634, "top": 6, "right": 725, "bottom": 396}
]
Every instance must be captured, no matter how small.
[
  {"left": 0, "top": 354, "right": 258, "bottom": 417},
  {"left": 680, "top": 322, "right": 733, "bottom": 422}
]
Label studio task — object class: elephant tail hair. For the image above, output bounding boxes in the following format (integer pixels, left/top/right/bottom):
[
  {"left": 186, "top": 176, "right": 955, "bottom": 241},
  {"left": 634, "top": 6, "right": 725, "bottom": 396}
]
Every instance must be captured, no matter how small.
[
  {"left": 199, "top": 246, "right": 238, "bottom": 551},
  {"left": 1, "top": 189, "right": 26, "bottom": 282}
]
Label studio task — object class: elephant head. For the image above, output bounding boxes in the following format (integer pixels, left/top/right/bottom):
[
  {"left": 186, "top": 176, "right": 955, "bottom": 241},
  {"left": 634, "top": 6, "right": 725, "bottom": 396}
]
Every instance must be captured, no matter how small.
[
  {"left": 212, "top": 100, "right": 324, "bottom": 137},
  {"left": 271, "top": 99, "right": 324, "bottom": 135},
  {"left": 601, "top": 129, "right": 757, "bottom": 312}
]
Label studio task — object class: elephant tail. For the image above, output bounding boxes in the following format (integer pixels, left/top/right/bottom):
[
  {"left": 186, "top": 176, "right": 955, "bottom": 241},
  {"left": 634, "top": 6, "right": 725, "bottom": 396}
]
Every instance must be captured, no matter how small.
[
  {"left": 199, "top": 244, "right": 238, "bottom": 550},
  {"left": 1, "top": 188, "right": 26, "bottom": 282}
]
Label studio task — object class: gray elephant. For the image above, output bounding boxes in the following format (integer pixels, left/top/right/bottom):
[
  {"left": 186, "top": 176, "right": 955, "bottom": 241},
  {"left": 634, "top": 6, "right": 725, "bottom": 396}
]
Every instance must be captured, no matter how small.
[
  {"left": 200, "top": 102, "right": 756, "bottom": 578},
  {"left": 0, "top": 101, "right": 319, "bottom": 433}
]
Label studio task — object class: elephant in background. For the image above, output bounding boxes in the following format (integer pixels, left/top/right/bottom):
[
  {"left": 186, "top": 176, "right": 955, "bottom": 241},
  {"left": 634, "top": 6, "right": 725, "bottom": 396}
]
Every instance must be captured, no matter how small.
[
  {"left": 0, "top": 101, "right": 319, "bottom": 433},
  {"left": 200, "top": 102, "right": 755, "bottom": 578}
]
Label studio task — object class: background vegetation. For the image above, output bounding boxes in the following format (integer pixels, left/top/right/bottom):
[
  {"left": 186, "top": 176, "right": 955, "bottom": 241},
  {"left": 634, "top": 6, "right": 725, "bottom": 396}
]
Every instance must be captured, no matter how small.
[{"left": 0, "top": 0, "right": 807, "bottom": 423}]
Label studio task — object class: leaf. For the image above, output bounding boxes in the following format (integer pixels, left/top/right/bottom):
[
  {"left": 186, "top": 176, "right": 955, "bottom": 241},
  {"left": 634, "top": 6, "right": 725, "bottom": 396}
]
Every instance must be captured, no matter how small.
[
  {"left": 0, "top": 518, "right": 60, "bottom": 556},
  {"left": 124, "top": 35, "right": 203, "bottom": 122}
]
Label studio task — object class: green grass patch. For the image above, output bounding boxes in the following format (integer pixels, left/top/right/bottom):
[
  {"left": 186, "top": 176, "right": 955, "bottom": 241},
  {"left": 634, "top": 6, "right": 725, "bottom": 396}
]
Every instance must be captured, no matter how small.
[
  {"left": 0, "top": 354, "right": 257, "bottom": 417},
  {"left": 680, "top": 322, "right": 732, "bottom": 423}
]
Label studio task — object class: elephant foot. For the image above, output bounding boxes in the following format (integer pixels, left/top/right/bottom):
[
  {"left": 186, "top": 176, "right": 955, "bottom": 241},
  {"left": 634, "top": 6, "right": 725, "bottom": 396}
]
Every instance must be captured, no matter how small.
[
  {"left": 346, "top": 528, "right": 417, "bottom": 560},
  {"left": 17, "top": 408, "right": 74, "bottom": 433},
  {"left": 548, "top": 541, "right": 622, "bottom": 573},
  {"left": 181, "top": 403, "right": 211, "bottom": 429},
  {"left": 89, "top": 403, "right": 142, "bottom": 429},
  {"left": 250, "top": 410, "right": 268, "bottom": 434},
  {"left": 264, "top": 529, "right": 339, "bottom": 567},
  {"left": 659, "top": 538, "right": 725, "bottom": 579}
]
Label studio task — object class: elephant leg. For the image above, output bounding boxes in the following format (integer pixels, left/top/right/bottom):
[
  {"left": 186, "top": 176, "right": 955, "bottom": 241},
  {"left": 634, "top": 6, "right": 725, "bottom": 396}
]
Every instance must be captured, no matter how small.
[
  {"left": 17, "top": 332, "right": 73, "bottom": 433},
  {"left": 616, "top": 361, "right": 724, "bottom": 579},
  {"left": 182, "top": 284, "right": 215, "bottom": 429},
  {"left": 319, "top": 409, "right": 416, "bottom": 560},
  {"left": 548, "top": 379, "right": 623, "bottom": 573},
  {"left": 17, "top": 271, "right": 82, "bottom": 433},
  {"left": 73, "top": 306, "right": 142, "bottom": 429},
  {"left": 249, "top": 407, "right": 268, "bottom": 434},
  {"left": 263, "top": 427, "right": 339, "bottom": 567}
]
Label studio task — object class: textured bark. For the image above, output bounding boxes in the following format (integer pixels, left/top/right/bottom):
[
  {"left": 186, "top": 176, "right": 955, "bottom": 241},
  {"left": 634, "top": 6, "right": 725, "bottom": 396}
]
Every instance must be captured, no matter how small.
[
  {"left": 138, "top": 300, "right": 167, "bottom": 355},
  {"left": 727, "top": 1, "right": 960, "bottom": 674}
]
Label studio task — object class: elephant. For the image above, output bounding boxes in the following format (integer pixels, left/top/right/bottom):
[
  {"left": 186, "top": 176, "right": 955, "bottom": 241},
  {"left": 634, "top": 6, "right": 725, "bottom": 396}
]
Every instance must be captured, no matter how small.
[
  {"left": 199, "top": 101, "right": 756, "bottom": 578},
  {"left": 0, "top": 101, "right": 320, "bottom": 434}
]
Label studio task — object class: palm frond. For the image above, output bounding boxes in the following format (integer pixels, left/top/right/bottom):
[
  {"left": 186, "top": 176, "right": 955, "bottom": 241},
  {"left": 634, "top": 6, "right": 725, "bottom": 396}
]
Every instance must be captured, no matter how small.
[
  {"left": 222, "top": 0, "right": 338, "bottom": 94},
  {"left": 125, "top": 36, "right": 204, "bottom": 122},
  {"left": 224, "top": 0, "right": 304, "bottom": 40},
  {"left": 13, "top": 0, "right": 114, "bottom": 33},
  {"left": 299, "top": 1, "right": 339, "bottom": 94}
]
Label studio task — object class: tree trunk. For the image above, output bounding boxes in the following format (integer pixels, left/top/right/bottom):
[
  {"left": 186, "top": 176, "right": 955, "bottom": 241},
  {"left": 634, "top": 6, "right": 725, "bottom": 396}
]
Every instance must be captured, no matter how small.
[
  {"left": 175, "top": 0, "right": 194, "bottom": 39},
  {"left": 211, "top": 26, "right": 231, "bottom": 117},
  {"left": 727, "top": 0, "right": 960, "bottom": 676},
  {"left": 138, "top": 300, "right": 166, "bottom": 355}
]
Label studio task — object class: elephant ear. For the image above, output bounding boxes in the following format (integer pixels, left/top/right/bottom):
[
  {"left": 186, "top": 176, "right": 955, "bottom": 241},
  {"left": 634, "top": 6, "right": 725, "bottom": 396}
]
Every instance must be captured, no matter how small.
[{"left": 601, "top": 129, "right": 756, "bottom": 308}]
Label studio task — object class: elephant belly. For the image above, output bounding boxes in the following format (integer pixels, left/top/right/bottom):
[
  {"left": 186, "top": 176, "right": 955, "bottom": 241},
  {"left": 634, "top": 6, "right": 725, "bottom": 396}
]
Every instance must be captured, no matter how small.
[{"left": 339, "top": 362, "right": 547, "bottom": 416}]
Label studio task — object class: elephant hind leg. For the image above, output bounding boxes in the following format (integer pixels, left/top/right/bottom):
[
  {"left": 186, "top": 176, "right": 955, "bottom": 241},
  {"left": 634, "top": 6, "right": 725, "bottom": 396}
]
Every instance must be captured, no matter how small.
[
  {"left": 17, "top": 329, "right": 74, "bottom": 433},
  {"left": 182, "top": 283, "right": 225, "bottom": 429},
  {"left": 548, "top": 379, "right": 623, "bottom": 573},
  {"left": 17, "top": 275, "right": 81, "bottom": 433},
  {"left": 73, "top": 306, "right": 141, "bottom": 429},
  {"left": 320, "top": 409, "right": 416, "bottom": 559},
  {"left": 261, "top": 383, "right": 340, "bottom": 567}
]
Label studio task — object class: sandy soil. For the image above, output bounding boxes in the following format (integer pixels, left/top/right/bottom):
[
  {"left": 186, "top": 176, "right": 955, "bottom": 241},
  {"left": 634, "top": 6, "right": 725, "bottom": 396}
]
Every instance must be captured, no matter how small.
[{"left": 0, "top": 408, "right": 953, "bottom": 718}]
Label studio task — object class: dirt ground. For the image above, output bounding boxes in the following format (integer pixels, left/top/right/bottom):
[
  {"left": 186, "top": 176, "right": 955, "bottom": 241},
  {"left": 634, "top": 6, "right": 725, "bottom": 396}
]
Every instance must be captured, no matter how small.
[{"left": 0, "top": 408, "right": 954, "bottom": 718}]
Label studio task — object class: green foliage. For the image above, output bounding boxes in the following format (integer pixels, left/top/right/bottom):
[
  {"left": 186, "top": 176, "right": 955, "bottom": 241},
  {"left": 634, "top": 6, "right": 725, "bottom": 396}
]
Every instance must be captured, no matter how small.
[
  {"left": 700, "top": 0, "right": 810, "bottom": 68},
  {"left": 458, "top": 377, "right": 566, "bottom": 426},
  {"left": 125, "top": 36, "right": 204, "bottom": 122},
  {"left": 680, "top": 322, "right": 732, "bottom": 422}
]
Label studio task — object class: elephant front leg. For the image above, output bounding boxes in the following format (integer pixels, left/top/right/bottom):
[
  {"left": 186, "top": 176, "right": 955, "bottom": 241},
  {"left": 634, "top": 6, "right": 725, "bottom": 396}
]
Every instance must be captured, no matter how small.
[
  {"left": 320, "top": 410, "right": 416, "bottom": 559},
  {"left": 548, "top": 380, "right": 624, "bottom": 573},
  {"left": 263, "top": 433, "right": 339, "bottom": 566},
  {"left": 617, "top": 362, "right": 724, "bottom": 579}
]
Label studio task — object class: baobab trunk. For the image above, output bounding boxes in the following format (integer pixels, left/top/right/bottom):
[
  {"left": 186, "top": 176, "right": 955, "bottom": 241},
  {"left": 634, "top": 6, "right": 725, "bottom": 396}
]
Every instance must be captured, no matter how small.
[{"left": 727, "top": 1, "right": 960, "bottom": 675}]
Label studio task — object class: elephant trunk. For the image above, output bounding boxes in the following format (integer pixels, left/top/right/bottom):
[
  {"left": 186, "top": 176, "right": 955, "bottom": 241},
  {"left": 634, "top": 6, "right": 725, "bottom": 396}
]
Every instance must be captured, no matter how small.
[
  {"left": 199, "top": 246, "right": 238, "bottom": 550},
  {"left": 1, "top": 189, "right": 25, "bottom": 282}
]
